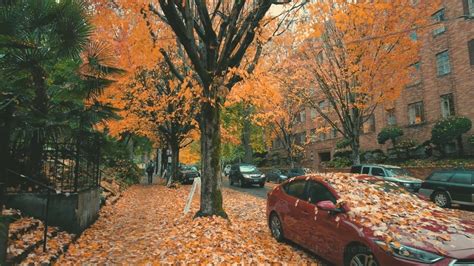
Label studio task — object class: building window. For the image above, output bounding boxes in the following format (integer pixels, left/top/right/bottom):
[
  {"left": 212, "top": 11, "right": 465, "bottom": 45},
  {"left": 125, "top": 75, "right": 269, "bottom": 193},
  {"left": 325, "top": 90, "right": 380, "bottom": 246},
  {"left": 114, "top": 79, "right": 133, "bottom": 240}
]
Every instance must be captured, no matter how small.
[
  {"left": 331, "top": 128, "right": 338, "bottom": 138},
  {"left": 440, "top": 94, "right": 455, "bottom": 118},
  {"left": 319, "top": 131, "right": 327, "bottom": 141},
  {"left": 436, "top": 51, "right": 451, "bottom": 76},
  {"left": 465, "top": 0, "right": 474, "bottom": 16},
  {"left": 408, "top": 101, "right": 424, "bottom": 125},
  {"left": 409, "top": 61, "right": 421, "bottom": 84},
  {"left": 310, "top": 108, "right": 318, "bottom": 119},
  {"left": 468, "top": 39, "right": 474, "bottom": 66},
  {"left": 362, "top": 115, "right": 375, "bottom": 133},
  {"left": 318, "top": 100, "right": 327, "bottom": 110},
  {"left": 432, "top": 9, "right": 446, "bottom": 36},
  {"left": 310, "top": 128, "right": 317, "bottom": 142},
  {"left": 297, "top": 110, "right": 306, "bottom": 123},
  {"left": 387, "top": 109, "right": 397, "bottom": 126}
]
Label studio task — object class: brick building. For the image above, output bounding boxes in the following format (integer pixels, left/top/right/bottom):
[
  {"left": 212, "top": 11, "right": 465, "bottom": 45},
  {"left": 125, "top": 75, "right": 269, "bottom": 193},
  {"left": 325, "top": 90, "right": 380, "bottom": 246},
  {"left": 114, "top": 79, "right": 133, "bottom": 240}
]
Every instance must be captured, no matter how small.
[{"left": 269, "top": 0, "right": 474, "bottom": 169}]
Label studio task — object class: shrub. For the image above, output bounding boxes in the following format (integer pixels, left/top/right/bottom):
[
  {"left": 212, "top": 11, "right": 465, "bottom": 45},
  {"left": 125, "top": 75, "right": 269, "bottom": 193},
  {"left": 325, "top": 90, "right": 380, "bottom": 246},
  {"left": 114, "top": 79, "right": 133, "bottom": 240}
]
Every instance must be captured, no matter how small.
[
  {"left": 333, "top": 150, "right": 352, "bottom": 159},
  {"left": 326, "top": 157, "right": 352, "bottom": 168},
  {"left": 361, "top": 149, "right": 387, "bottom": 163},
  {"left": 469, "top": 135, "right": 474, "bottom": 145},
  {"left": 377, "top": 126, "right": 404, "bottom": 146},
  {"left": 431, "top": 116, "right": 472, "bottom": 156},
  {"left": 336, "top": 138, "right": 351, "bottom": 149}
]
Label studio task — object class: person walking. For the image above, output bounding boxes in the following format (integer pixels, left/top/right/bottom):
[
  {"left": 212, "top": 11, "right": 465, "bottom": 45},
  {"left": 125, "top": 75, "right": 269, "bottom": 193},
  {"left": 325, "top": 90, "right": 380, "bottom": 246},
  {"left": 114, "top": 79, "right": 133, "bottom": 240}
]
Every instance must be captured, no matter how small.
[{"left": 146, "top": 160, "right": 155, "bottom": 185}]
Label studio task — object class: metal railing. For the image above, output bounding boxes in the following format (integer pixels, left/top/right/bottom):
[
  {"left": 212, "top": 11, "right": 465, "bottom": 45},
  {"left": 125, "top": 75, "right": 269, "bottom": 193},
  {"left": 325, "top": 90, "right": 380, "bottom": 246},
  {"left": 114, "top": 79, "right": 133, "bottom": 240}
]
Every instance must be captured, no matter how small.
[{"left": 5, "top": 169, "right": 56, "bottom": 252}]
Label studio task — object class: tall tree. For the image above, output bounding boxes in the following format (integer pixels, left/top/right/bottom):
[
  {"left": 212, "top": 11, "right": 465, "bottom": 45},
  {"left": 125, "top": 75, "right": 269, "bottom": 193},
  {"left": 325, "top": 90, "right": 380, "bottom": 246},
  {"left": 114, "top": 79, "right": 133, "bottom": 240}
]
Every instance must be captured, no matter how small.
[
  {"left": 124, "top": 57, "right": 199, "bottom": 183},
  {"left": 156, "top": 0, "right": 294, "bottom": 217},
  {"left": 288, "top": 0, "right": 439, "bottom": 164}
]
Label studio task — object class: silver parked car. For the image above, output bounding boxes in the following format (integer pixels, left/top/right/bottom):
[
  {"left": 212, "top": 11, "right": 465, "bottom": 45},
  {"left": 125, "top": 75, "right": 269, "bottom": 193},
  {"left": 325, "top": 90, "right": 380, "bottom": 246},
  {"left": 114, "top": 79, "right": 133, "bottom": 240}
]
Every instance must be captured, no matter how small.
[{"left": 350, "top": 164, "right": 422, "bottom": 192}]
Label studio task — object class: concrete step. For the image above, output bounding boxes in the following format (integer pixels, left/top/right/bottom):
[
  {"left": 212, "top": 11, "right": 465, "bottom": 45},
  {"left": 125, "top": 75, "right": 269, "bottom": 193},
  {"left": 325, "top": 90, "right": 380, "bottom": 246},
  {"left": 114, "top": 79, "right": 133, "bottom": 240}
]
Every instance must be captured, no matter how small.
[
  {"left": 20, "top": 231, "right": 75, "bottom": 265},
  {"left": 7, "top": 224, "right": 58, "bottom": 264}
]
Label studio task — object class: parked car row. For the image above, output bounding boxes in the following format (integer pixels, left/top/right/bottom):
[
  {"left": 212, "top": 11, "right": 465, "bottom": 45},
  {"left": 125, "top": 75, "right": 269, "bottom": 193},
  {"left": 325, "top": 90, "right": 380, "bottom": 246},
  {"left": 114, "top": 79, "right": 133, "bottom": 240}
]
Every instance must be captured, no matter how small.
[
  {"left": 267, "top": 173, "right": 474, "bottom": 266},
  {"left": 351, "top": 164, "right": 474, "bottom": 208}
]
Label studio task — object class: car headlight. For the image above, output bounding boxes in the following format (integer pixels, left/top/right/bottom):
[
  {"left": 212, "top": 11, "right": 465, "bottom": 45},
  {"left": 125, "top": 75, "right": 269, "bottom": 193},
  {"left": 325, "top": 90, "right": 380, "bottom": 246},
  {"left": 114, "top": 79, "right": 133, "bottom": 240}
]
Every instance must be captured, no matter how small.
[
  {"left": 262, "top": 174, "right": 266, "bottom": 178},
  {"left": 375, "top": 241, "right": 444, "bottom": 263},
  {"left": 243, "top": 174, "right": 251, "bottom": 178}
]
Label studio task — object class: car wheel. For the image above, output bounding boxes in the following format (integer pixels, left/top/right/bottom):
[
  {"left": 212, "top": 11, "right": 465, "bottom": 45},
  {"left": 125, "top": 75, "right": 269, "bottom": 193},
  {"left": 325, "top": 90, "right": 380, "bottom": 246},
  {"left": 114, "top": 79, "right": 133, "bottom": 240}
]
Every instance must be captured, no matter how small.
[
  {"left": 259, "top": 182, "right": 265, "bottom": 188},
  {"left": 240, "top": 178, "right": 246, "bottom": 188},
  {"left": 269, "top": 213, "right": 284, "bottom": 242},
  {"left": 433, "top": 191, "right": 451, "bottom": 208},
  {"left": 345, "top": 245, "right": 378, "bottom": 266}
]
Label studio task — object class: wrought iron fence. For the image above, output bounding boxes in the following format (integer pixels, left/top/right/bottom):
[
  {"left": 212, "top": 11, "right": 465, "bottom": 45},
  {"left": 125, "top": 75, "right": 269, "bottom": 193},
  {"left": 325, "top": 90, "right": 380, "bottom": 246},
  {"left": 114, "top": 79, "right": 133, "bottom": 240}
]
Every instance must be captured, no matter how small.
[{"left": 6, "top": 135, "right": 101, "bottom": 193}]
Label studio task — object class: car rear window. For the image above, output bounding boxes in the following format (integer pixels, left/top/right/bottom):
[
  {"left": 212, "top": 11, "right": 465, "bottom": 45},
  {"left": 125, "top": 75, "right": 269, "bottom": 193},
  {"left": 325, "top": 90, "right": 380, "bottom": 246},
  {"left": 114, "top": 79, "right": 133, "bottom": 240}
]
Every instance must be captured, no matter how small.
[
  {"left": 285, "top": 180, "right": 307, "bottom": 200},
  {"left": 450, "top": 173, "right": 472, "bottom": 185},
  {"left": 351, "top": 166, "right": 361, "bottom": 173},
  {"left": 429, "top": 172, "right": 452, "bottom": 182}
]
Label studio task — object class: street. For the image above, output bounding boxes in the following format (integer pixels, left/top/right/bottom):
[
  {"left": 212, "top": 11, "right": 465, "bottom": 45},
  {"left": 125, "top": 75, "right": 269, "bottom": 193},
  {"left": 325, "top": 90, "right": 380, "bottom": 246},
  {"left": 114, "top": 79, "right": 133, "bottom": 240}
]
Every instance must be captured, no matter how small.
[{"left": 222, "top": 177, "right": 273, "bottom": 199}]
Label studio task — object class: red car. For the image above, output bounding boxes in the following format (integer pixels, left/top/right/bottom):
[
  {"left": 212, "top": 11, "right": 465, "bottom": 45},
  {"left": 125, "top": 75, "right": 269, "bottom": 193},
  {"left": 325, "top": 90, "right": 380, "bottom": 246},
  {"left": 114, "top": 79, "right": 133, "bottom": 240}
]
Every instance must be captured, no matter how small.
[{"left": 266, "top": 174, "right": 474, "bottom": 266}]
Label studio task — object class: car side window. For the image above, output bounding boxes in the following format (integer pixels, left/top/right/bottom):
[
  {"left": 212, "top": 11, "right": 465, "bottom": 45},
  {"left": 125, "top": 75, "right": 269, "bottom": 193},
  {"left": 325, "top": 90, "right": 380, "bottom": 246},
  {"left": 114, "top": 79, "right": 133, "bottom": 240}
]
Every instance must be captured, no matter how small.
[
  {"left": 351, "top": 166, "right": 362, "bottom": 173},
  {"left": 307, "top": 181, "right": 336, "bottom": 204},
  {"left": 285, "top": 180, "right": 307, "bottom": 200},
  {"left": 450, "top": 173, "right": 472, "bottom": 185},
  {"left": 429, "top": 172, "right": 452, "bottom": 182},
  {"left": 371, "top": 167, "right": 385, "bottom": 177},
  {"left": 362, "top": 167, "right": 370, "bottom": 174}
]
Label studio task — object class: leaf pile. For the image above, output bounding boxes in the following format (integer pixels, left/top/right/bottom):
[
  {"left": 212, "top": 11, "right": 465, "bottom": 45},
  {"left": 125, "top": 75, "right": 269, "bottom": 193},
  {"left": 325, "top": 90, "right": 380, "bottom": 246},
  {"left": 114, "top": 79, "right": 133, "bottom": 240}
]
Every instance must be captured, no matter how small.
[
  {"left": 310, "top": 173, "right": 474, "bottom": 254},
  {"left": 58, "top": 185, "right": 322, "bottom": 264}
]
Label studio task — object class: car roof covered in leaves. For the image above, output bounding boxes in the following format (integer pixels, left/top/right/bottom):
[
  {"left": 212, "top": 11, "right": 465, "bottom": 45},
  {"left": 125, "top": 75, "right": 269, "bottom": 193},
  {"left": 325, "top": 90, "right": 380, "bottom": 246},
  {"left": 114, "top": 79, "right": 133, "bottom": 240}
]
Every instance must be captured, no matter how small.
[{"left": 302, "top": 173, "right": 474, "bottom": 256}]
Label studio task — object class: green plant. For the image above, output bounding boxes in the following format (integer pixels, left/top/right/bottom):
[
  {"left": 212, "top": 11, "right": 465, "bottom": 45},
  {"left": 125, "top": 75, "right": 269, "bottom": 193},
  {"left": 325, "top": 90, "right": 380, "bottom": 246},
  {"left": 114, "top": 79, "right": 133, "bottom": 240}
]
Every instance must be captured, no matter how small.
[
  {"left": 431, "top": 116, "right": 472, "bottom": 156},
  {"left": 333, "top": 150, "right": 352, "bottom": 159},
  {"left": 326, "top": 157, "right": 352, "bottom": 168},
  {"left": 468, "top": 135, "right": 474, "bottom": 145},
  {"left": 377, "top": 126, "right": 404, "bottom": 146},
  {"left": 361, "top": 149, "right": 387, "bottom": 163},
  {"left": 336, "top": 138, "right": 351, "bottom": 149}
]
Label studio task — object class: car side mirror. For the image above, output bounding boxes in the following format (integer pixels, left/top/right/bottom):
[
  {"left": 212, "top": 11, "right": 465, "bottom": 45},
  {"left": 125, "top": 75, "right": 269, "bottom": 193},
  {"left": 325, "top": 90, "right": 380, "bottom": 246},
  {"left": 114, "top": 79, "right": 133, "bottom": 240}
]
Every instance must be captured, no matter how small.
[
  {"left": 316, "top": 200, "right": 337, "bottom": 211},
  {"left": 316, "top": 200, "right": 343, "bottom": 214}
]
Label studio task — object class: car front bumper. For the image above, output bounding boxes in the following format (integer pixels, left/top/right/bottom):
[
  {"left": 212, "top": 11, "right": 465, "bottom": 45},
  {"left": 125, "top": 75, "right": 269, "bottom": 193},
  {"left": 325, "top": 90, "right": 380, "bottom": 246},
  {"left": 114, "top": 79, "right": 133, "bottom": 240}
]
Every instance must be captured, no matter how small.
[{"left": 244, "top": 177, "right": 265, "bottom": 184}]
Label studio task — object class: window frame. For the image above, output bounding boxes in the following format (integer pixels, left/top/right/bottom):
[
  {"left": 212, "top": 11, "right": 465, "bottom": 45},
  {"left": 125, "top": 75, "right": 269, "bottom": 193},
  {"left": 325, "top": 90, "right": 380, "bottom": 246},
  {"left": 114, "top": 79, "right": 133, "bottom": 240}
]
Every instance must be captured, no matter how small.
[
  {"left": 440, "top": 93, "right": 455, "bottom": 118},
  {"left": 449, "top": 172, "right": 472, "bottom": 185},
  {"left": 371, "top": 167, "right": 386, "bottom": 177},
  {"left": 284, "top": 179, "right": 308, "bottom": 200},
  {"left": 408, "top": 101, "right": 425, "bottom": 125},
  {"left": 306, "top": 180, "right": 337, "bottom": 205},
  {"left": 436, "top": 50, "right": 451, "bottom": 76}
]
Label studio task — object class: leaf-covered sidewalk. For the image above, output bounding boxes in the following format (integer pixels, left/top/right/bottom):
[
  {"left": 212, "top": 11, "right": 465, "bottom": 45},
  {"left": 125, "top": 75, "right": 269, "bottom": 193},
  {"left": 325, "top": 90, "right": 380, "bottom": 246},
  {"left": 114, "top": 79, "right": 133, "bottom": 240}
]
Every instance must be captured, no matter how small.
[{"left": 58, "top": 183, "right": 321, "bottom": 264}]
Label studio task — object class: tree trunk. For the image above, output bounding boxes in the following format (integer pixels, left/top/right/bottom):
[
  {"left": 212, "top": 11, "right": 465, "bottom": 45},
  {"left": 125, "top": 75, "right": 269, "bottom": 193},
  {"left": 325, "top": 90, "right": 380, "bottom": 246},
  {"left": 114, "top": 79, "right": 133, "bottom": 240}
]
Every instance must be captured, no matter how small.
[
  {"left": 29, "top": 67, "right": 48, "bottom": 180},
  {"left": 287, "top": 147, "right": 294, "bottom": 168},
  {"left": 196, "top": 101, "right": 227, "bottom": 218},
  {"left": 351, "top": 136, "right": 361, "bottom": 165},
  {"left": 242, "top": 115, "right": 253, "bottom": 163},
  {"left": 170, "top": 142, "right": 180, "bottom": 183}
]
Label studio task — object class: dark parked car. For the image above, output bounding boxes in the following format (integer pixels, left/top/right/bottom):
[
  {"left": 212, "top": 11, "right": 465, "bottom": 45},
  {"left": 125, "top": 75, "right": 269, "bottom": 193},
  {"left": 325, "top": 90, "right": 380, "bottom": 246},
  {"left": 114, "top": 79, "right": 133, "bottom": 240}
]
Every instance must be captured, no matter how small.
[
  {"left": 264, "top": 169, "right": 288, "bottom": 183},
  {"left": 229, "top": 164, "right": 265, "bottom": 188},
  {"left": 419, "top": 169, "right": 474, "bottom": 208},
  {"left": 267, "top": 174, "right": 474, "bottom": 266},
  {"left": 178, "top": 165, "right": 200, "bottom": 184},
  {"left": 286, "top": 167, "right": 310, "bottom": 178},
  {"left": 351, "top": 164, "right": 422, "bottom": 192}
]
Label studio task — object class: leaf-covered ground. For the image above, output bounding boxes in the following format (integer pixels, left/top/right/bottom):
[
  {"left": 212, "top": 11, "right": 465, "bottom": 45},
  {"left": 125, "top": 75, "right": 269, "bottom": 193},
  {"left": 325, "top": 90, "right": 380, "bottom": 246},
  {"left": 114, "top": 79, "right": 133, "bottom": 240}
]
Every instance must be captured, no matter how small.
[{"left": 58, "top": 183, "right": 321, "bottom": 264}]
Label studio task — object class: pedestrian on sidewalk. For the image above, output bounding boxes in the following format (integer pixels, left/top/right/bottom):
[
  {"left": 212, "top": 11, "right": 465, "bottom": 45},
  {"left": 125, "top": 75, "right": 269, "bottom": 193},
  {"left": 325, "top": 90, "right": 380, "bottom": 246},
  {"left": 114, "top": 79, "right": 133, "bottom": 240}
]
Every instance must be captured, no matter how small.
[{"left": 146, "top": 160, "right": 155, "bottom": 185}]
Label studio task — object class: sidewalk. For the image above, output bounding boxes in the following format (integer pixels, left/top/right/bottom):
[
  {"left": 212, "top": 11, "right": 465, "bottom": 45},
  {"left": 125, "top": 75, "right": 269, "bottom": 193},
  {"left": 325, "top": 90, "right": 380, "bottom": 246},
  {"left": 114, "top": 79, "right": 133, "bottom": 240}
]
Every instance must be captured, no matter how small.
[{"left": 58, "top": 184, "right": 321, "bottom": 264}]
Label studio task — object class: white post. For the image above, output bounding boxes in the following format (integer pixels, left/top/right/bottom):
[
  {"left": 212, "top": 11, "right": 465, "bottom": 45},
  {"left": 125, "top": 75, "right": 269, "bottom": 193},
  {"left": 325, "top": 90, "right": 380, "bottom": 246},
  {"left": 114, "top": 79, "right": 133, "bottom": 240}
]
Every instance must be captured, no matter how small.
[
  {"left": 157, "top": 148, "right": 162, "bottom": 178},
  {"left": 183, "top": 177, "right": 201, "bottom": 214}
]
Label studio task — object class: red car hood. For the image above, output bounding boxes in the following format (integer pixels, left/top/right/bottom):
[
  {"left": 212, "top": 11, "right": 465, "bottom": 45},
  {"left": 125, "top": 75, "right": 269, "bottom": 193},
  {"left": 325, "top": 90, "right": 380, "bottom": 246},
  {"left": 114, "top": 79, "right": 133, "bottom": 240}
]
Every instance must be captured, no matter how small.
[{"left": 359, "top": 213, "right": 474, "bottom": 260}]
